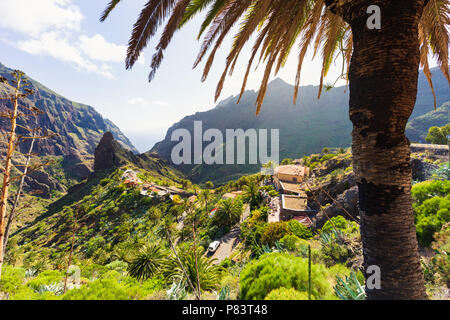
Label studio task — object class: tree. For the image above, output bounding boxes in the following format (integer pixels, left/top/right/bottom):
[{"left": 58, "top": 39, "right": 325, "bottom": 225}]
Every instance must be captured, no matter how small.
[
  {"left": 198, "top": 189, "right": 213, "bottom": 213},
  {"left": 213, "top": 198, "right": 243, "bottom": 229},
  {"left": 204, "top": 181, "right": 214, "bottom": 189},
  {"left": 101, "top": 0, "right": 449, "bottom": 299},
  {"left": 243, "top": 180, "right": 261, "bottom": 209},
  {"left": 0, "top": 71, "right": 54, "bottom": 280},
  {"left": 426, "top": 124, "right": 450, "bottom": 145}
]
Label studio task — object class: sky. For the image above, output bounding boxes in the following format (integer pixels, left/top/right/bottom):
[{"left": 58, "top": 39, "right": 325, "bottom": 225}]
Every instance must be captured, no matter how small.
[{"left": 0, "top": 0, "right": 358, "bottom": 152}]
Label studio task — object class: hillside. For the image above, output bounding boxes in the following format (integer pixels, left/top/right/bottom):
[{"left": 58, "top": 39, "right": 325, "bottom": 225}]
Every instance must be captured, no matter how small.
[
  {"left": 406, "top": 102, "right": 450, "bottom": 143},
  {"left": 151, "top": 68, "right": 449, "bottom": 184},
  {"left": 0, "top": 62, "right": 138, "bottom": 157},
  {"left": 9, "top": 132, "right": 185, "bottom": 242}
]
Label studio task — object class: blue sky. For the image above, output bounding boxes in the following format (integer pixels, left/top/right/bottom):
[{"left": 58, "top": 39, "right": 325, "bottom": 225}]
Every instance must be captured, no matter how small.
[{"left": 0, "top": 0, "right": 363, "bottom": 152}]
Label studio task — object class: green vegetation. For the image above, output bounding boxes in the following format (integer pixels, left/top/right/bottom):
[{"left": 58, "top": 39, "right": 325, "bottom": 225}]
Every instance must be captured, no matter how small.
[
  {"left": 412, "top": 180, "right": 450, "bottom": 246},
  {"left": 426, "top": 123, "right": 450, "bottom": 145},
  {"left": 239, "top": 252, "right": 336, "bottom": 300}
]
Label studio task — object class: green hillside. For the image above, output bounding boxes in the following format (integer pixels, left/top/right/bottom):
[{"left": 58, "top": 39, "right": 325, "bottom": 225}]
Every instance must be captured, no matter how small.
[{"left": 406, "top": 102, "right": 450, "bottom": 143}]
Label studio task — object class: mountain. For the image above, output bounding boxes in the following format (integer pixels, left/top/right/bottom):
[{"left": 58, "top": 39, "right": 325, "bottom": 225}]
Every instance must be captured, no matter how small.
[
  {"left": 94, "top": 131, "right": 184, "bottom": 180},
  {"left": 151, "top": 67, "right": 449, "bottom": 184},
  {"left": 406, "top": 101, "right": 450, "bottom": 143},
  {"left": 0, "top": 62, "right": 138, "bottom": 157}
]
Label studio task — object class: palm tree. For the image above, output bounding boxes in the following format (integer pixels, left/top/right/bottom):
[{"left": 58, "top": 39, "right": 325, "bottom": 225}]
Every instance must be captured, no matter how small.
[
  {"left": 128, "top": 244, "right": 167, "bottom": 282},
  {"left": 243, "top": 180, "right": 261, "bottom": 209},
  {"left": 164, "top": 246, "right": 220, "bottom": 293},
  {"left": 214, "top": 198, "right": 243, "bottom": 229},
  {"left": 101, "top": 0, "right": 449, "bottom": 299},
  {"left": 198, "top": 189, "right": 213, "bottom": 213}
]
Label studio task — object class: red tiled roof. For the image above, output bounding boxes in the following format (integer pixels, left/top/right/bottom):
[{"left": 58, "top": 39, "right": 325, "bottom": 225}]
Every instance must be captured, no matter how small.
[{"left": 293, "top": 215, "right": 313, "bottom": 227}]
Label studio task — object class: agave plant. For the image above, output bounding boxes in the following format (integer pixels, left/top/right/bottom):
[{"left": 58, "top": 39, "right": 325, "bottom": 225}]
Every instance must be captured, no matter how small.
[
  {"left": 166, "top": 280, "right": 188, "bottom": 300},
  {"left": 25, "top": 268, "right": 38, "bottom": 278},
  {"left": 333, "top": 271, "right": 366, "bottom": 300},
  {"left": 320, "top": 229, "right": 345, "bottom": 245},
  {"left": 217, "top": 285, "right": 231, "bottom": 300},
  {"left": 255, "top": 241, "right": 285, "bottom": 256},
  {"left": 35, "top": 282, "right": 65, "bottom": 296}
]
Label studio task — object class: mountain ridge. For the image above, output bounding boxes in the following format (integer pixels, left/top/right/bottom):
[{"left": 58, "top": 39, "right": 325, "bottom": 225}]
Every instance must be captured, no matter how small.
[
  {"left": 0, "top": 62, "right": 138, "bottom": 157},
  {"left": 151, "top": 67, "right": 449, "bottom": 184}
]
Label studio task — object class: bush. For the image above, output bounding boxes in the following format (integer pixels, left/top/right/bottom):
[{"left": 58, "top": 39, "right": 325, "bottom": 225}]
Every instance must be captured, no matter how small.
[
  {"left": 264, "top": 287, "right": 309, "bottom": 300},
  {"left": 321, "top": 216, "right": 358, "bottom": 235},
  {"left": 0, "top": 265, "right": 25, "bottom": 295},
  {"left": 261, "top": 222, "right": 291, "bottom": 246},
  {"left": 62, "top": 271, "right": 154, "bottom": 300},
  {"left": 239, "top": 252, "right": 335, "bottom": 300},
  {"left": 412, "top": 181, "right": 450, "bottom": 246},
  {"left": 320, "top": 243, "right": 350, "bottom": 267},
  {"left": 26, "top": 270, "right": 64, "bottom": 292},
  {"left": 287, "top": 220, "right": 313, "bottom": 239},
  {"left": 279, "top": 235, "right": 301, "bottom": 251}
]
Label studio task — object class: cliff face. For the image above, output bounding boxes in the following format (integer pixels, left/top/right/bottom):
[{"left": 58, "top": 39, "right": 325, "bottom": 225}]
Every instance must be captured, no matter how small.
[
  {"left": 0, "top": 62, "right": 138, "bottom": 157},
  {"left": 94, "top": 132, "right": 132, "bottom": 171}
]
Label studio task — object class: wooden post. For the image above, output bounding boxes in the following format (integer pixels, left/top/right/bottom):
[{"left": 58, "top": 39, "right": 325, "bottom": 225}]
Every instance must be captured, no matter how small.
[{"left": 308, "top": 244, "right": 311, "bottom": 300}]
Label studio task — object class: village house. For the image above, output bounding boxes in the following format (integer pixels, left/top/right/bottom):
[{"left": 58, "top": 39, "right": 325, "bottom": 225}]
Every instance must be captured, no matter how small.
[
  {"left": 273, "top": 165, "right": 309, "bottom": 194},
  {"left": 279, "top": 194, "right": 315, "bottom": 227},
  {"left": 267, "top": 164, "right": 315, "bottom": 227}
]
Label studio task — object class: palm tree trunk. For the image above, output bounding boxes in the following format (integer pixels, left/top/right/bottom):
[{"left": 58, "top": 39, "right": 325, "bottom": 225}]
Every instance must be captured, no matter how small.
[{"left": 330, "top": 0, "right": 427, "bottom": 299}]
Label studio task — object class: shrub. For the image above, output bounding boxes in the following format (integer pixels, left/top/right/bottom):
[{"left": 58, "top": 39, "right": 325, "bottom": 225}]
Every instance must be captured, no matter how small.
[
  {"left": 287, "top": 220, "right": 313, "bottom": 239},
  {"left": 100, "top": 178, "right": 112, "bottom": 186},
  {"left": 264, "top": 287, "right": 309, "bottom": 300},
  {"left": 320, "top": 243, "right": 350, "bottom": 267},
  {"left": 239, "top": 252, "right": 335, "bottom": 300},
  {"left": 62, "top": 271, "right": 145, "bottom": 300},
  {"left": 412, "top": 181, "right": 450, "bottom": 246},
  {"left": 261, "top": 222, "right": 291, "bottom": 246},
  {"left": 0, "top": 265, "right": 25, "bottom": 295},
  {"left": 279, "top": 235, "right": 301, "bottom": 251},
  {"left": 321, "top": 216, "right": 358, "bottom": 235},
  {"left": 26, "top": 270, "right": 64, "bottom": 292}
]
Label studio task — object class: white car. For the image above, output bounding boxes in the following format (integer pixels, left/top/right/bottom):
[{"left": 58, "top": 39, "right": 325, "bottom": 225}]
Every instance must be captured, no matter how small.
[{"left": 208, "top": 241, "right": 220, "bottom": 253}]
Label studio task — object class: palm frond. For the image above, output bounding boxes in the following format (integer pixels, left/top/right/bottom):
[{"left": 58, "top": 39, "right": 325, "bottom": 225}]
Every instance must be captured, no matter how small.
[
  {"left": 114, "top": 0, "right": 449, "bottom": 116},
  {"left": 126, "top": 0, "right": 177, "bottom": 69},
  {"left": 100, "top": 0, "right": 122, "bottom": 22}
]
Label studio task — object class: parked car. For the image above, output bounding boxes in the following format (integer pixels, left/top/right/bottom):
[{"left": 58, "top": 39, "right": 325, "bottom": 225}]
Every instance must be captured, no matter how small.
[{"left": 208, "top": 241, "right": 220, "bottom": 253}]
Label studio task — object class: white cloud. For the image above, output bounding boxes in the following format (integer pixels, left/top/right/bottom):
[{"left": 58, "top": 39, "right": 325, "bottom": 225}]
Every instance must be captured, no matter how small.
[
  {"left": 0, "top": 0, "right": 129, "bottom": 79},
  {"left": 78, "top": 34, "right": 126, "bottom": 63},
  {"left": 0, "top": 0, "right": 82, "bottom": 37},
  {"left": 16, "top": 32, "right": 117, "bottom": 79},
  {"left": 128, "top": 97, "right": 147, "bottom": 105}
]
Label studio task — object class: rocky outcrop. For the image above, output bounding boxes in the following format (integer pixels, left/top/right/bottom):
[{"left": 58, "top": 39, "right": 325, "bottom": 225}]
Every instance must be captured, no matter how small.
[
  {"left": 411, "top": 158, "right": 440, "bottom": 182},
  {"left": 24, "top": 171, "right": 65, "bottom": 198},
  {"left": 312, "top": 186, "right": 359, "bottom": 229},
  {"left": 94, "top": 132, "right": 124, "bottom": 171}
]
